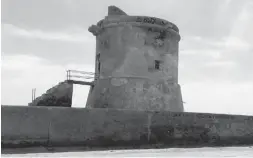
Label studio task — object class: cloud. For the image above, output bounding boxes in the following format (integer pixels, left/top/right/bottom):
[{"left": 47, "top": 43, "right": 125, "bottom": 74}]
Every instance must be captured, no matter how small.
[
  {"left": 204, "top": 60, "right": 237, "bottom": 67},
  {"left": 181, "top": 36, "right": 252, "bottom": 52},
  {"left": 179, "top": 33, "right": 253, "bottom": 83},
  {"left": 2, "top": 0, "right": 251, "bottom": 38},
  {"left": 2, "top": 24, "right": 93, "bottom": 43},
  {"left": 1, "top": 54, "right": 93, "bottom": 107},
  {"left": 2, "top": 24, "right": 96, "bottom": 65},
  {"left": 182, "top": 81, "right": 253, "bottom": 115}
]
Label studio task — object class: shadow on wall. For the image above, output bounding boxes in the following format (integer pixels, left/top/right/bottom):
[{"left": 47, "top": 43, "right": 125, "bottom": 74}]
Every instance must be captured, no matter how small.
[{"left": 28, "top": 82, "right": 73, "bottom": 107}]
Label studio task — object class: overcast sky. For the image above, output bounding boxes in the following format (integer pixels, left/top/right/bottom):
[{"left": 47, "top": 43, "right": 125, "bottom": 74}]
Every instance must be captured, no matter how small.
[{"left": 1, "top": 0, "right": 253, "bottom": 115}]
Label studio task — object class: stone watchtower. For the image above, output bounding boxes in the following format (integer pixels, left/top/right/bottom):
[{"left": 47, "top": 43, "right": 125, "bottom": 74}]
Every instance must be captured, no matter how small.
[{"left": 86, "top": 6, "right": 184, "bottom": 112}]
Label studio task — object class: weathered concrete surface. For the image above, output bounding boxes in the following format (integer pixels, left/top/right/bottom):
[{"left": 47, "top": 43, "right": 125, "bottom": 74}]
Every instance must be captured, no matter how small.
[
  {"left": 28, "top": 82, "right": 73, "bottom": 107},
  {"left": 87, "top": 78, "right": 183, "bottom": 111},
  {"left": 49, "top": 108, "right": 149, "bottom": 147},
  {"left": 48, "top": 108, "right": 90, "bottom": 146},
  {"left": 149, "top": 112, "right": 253, "bottom": 147},
  {"left": 2, "top": 106, "right": 253, "bottom": 150},
  {"left": 1, "top": 106, "right": 51, "bottom": 148},
  {"left": 86, "top": 6, "right": 183, "bottom": 112}
]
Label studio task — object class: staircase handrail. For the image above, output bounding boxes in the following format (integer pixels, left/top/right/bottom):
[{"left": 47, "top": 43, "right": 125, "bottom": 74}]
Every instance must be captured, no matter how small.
[{"left": 66, "top": 70, "right": 98, "bottom": 81}]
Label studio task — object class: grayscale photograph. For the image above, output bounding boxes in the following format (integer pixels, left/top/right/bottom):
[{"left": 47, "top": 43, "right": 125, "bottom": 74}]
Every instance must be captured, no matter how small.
[{"left": 1, "top": 0, "right": 253, "bottom": 157}]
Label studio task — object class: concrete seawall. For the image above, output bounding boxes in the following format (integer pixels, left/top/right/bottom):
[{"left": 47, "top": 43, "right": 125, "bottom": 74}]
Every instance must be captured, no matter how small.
[{"left": 2, "top": 106, "right": 253, "bottom": 151}]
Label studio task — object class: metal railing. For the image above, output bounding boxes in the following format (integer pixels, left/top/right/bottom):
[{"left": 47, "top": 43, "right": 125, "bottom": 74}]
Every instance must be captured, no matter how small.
[{"left": 66, "top": 70, "right": 98, "bottom": 84}]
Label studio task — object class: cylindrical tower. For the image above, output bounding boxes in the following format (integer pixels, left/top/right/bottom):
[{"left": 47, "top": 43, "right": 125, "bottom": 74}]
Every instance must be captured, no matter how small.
[{"left": 86, "top": 6, "right": 184, "bottom": 112}]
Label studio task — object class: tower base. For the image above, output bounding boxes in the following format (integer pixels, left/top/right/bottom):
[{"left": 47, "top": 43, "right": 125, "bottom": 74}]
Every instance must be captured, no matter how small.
[{"left": 86, "top": 77, "right": 184, "bottom": 112}]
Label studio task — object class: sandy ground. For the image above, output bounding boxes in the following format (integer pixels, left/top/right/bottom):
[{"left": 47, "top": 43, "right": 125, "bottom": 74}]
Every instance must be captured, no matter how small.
[{"left": 2, "top": 146, "right": 253, "bottom": 157}]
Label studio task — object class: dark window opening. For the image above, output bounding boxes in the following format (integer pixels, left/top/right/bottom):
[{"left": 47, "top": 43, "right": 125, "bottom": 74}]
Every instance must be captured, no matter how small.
[
  {"left": 98, "top": 62, "right": 101, "bottom": 72},
  {"left": 97, "top": 54, "right": 100, "bottom": 61},
  {"left": 155, "top": 60, "right": 160, "bottom": 70}
]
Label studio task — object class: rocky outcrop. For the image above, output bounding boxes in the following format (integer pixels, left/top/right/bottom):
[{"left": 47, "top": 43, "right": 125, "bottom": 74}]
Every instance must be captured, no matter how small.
[{"left": 28, "top": 82, "right": 73, "bottom": 107}]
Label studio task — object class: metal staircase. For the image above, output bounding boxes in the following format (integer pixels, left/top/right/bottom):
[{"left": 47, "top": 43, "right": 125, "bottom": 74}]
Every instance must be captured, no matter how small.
[{"left": 66, "top": 70, "right": 97, "bottom": 86}]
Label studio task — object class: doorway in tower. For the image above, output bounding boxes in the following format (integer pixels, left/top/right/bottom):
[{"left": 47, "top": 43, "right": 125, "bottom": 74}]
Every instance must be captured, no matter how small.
[{"left": 96, "top": 53, "right": 101, "bottom": 74}]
